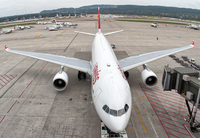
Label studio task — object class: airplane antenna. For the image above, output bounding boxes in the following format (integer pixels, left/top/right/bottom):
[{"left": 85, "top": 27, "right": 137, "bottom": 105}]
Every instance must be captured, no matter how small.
[{"left": 98, "top": 7, "right": 101, "bottom": 33}]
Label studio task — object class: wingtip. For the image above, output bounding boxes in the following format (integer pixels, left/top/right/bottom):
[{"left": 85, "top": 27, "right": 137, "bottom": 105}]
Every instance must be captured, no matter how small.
[
  {"left": 191, "top": 41, "right": 194, "bottom": 46},
  {"left": 4, "top": 45, "right": 8, "bottom": 50}
]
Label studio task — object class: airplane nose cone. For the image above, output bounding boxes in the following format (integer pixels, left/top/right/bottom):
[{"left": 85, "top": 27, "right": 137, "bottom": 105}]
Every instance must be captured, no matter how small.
[{"left": 108, "top": 117, "right": 128, "bottom": 133}]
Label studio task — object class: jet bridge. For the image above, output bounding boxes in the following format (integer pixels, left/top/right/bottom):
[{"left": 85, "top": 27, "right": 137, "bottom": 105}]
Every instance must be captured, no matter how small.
[{"left": 162, "top": 66, "right": 200, "bottom": 132}]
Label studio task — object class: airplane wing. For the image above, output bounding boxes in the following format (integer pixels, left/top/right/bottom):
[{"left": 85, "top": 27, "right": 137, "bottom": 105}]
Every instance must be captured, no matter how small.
[
  {"left": 75, "top": 31, "right": 95, "bottom": 36},
  {"left": 119, "top": 42, "right": 194, "bottom": 71},
  {"left": 104, "top": 30, "right": 123, "bottom": 36},
  {"left": 5, "top": 45, "right": 91, "bottom": 74}
]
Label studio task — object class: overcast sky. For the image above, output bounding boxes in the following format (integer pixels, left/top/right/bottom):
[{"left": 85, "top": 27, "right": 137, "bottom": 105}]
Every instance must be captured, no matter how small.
[{"left": 0, "top": 0, "right": 200, "bottom": 17}]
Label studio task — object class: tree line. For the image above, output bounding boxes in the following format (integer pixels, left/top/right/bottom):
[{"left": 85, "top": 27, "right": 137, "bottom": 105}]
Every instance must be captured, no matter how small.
[{"left": 1, "top": 5, "right": 200, "bottom": 22}]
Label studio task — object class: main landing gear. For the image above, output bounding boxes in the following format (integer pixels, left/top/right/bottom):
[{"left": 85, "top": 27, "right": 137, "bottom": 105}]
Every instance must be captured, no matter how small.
[{"left": 78, "top": 71, "right": 86, "bottom": 80}]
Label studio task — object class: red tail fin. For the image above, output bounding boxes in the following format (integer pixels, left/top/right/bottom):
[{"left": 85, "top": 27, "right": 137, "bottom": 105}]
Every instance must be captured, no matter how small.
[
  {"left": 98, "top": 7, "right": 101, "bottom": 31},
  {"left": 191, "top": 41, "right": 194, "bottom": 46},
  {"left": 5, "top": 45, "right": 8, "bottom": 50}
]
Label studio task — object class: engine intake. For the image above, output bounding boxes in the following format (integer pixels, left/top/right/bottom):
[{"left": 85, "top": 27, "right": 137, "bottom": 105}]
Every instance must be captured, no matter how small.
[
  {"left": 53, "top": 71, "right": 68, "bottom": 91},
  {"left": 141, "top": 69, "right": 158, "bottom": 88}
]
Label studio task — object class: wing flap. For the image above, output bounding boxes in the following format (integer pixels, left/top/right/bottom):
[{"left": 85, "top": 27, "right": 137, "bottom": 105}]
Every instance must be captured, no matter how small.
[
  {"left": 119, "top": 43, "right": 194, "bottom": 71},
  {"left": 5, "top": 48, "right": 91, "bottom": 74}
]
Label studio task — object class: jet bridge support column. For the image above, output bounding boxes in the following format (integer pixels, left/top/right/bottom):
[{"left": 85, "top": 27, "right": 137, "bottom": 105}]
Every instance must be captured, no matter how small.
[
  {"left": 185, "top": 99, "right": 192, "bottom": 120},
  {"left": 190, "top": 86, "right": 200, "bottom": 131}
]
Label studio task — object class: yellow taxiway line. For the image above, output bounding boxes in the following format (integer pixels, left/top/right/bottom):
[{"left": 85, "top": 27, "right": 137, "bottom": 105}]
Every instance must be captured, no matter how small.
[
  {"left": 35, "top": 32, "right": 48, "bottom": 37},
  {"left": 57, "top": 28, "right": 68, "bottom": 36},
  {"left": 135, "top": 105, "right": 147, "bottom": 133},
  {"left": 132, "top": 84, "right": 147, "bottom": 115},
  {"left": 109, "top": 21, "right": 121, "bottom": 31}
]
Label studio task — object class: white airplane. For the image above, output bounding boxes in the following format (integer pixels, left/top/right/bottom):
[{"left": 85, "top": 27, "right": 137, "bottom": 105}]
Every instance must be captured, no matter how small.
[
  {"left": 151, "top": 23, "right": 158, "bottom": 28},
  {"left": 15, "top": 25, "right": 25, "bottom": 30},
  {"left": 187, "top": 24, "right": 199, "bottom": 30},
  {"left": 2, "top": 27, "right": 15, "bottom": 34},
  {"left": 5, "top": 8, "right": 194, "bottom": 133},
  {"left": 44, "top": 24, "right": 63, "bottom": 31},
  {"left": 53, "top": 19, "right": 76, "bottom": 26},
  {"left": 37, "top": 21, "right": 52, "bottom": 25}
]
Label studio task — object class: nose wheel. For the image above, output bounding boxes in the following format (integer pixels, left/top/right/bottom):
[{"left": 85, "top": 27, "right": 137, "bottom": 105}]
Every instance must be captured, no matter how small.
[{"left": 78, "top": 71, "right": 86, "bottom": 80}]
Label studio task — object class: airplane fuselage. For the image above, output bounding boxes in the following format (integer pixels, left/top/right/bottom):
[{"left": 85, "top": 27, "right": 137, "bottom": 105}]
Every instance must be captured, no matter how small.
[
  {"left": 91, "top": 32, "right": 132, "bottom": 133},
  {"left": 5, "top": 7, "right": 194, "bottom": 135}
]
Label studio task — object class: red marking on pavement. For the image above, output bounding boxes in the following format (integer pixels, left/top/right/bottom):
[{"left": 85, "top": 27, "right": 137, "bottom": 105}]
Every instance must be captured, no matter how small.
[
  {"left": 0, "top": 83, "right": 3, "bottom": 87},
  {"left": 26, "top": 81, "right": 33, "bottom": 89},
  {"left": 144, "top": 85, "right": 182, "bottom": 98},
  {"left": 33, "top": 73, "right": 39, "bottom": 80},
  {"left": 144, "top": 89, "right": 184, "bottom": 102},
  {"left": 164, "top": 126, "right": 191, "bottom": 137},
  {"left": 150, "top": 101, "right": 187, "bottom": 118},
  {"left": 0, "top": 78, "right": 7, "bottom": 84},
  {"left": 147, "top": 90, "right": 200, "bottom": 119},
  {"left": 149, "top": 97, "right": 181, "bottom": 109},
  {"left": 18, "top": 90, "right": 25, "bottom": 98},
  {"left": 10, "top": 75, "right": 14, "bottom": 79},
  {"left": 155, "top": 109, "right": 184, "bottom": 121},
  {"left": 5, "top": 75, "right": 12, "bottom": 80},
  {"left": 149, "top": 97, "right": 186, "bottom": 111},
  {"left": 158, "top": 114, "right": 186, "bottom": 125},
  {"left": 183, "top": 125, "right": 193, "bottom": 138},
  {"left": 145, "top": 92, "right": 185, "bottom": 106},
  {"left": 40, "top": 62, "right": 48, "bottom": 72},
  {"left": 0, "top": 74, "right": 18, "bottom": 90},
  {"left": 139, "top": 83, "right": 170, "bottom": 138},
  {"left": 1, "top": 75, "right": 9, "bottom": 82},
  {"left": 150, "top": 99, "right": 191, "bottom": 116},
  {"left": 0, "top": 53, "right": 54, "bottom": 125},
  {"left": 139, "top": 83, "right": 195, "bottom": 138},
  {"left": 168, "top": 133, "right": 181, "bottom": 138},
  {"left": 18, "top": 62, "right": 48, "bottom": 98},
  {"left": 0, "top": 116, "right": 6, "bottom": 124},
  {"left": 7, "top": 100, "right": 17, "bottom": 113},
  {"left": 143, "top": 87, "right": 183, "bottom": 99},
  {"left": 162, "top": 120, "right": 186, "bottom": 130}
]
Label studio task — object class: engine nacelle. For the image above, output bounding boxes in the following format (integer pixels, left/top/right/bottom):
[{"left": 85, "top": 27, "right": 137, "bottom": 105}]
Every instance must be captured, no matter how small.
[
  {"left": 141, "top": 69, "right": 158, "bottom": 88},
  {"left": 53, "top": 71, "right": 68, "bottom": 91}
]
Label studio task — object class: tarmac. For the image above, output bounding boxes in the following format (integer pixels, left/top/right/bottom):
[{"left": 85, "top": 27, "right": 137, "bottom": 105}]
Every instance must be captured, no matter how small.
[{"left": 0, "top": 17, "right": 200, "bottom": 138}]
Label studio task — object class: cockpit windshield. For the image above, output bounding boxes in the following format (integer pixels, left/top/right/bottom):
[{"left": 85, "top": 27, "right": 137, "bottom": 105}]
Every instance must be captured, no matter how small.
[{"left": 102, "top": 104, "right": 129, "bottom": 117}]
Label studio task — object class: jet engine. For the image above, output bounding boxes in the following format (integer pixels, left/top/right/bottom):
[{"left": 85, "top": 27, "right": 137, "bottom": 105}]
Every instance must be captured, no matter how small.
[
  {"left": 53, "top": 71, "right": 68, "bottom": 91},
  {"left": 141, "top": 65, "right": 158, "bottom": 88}
]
